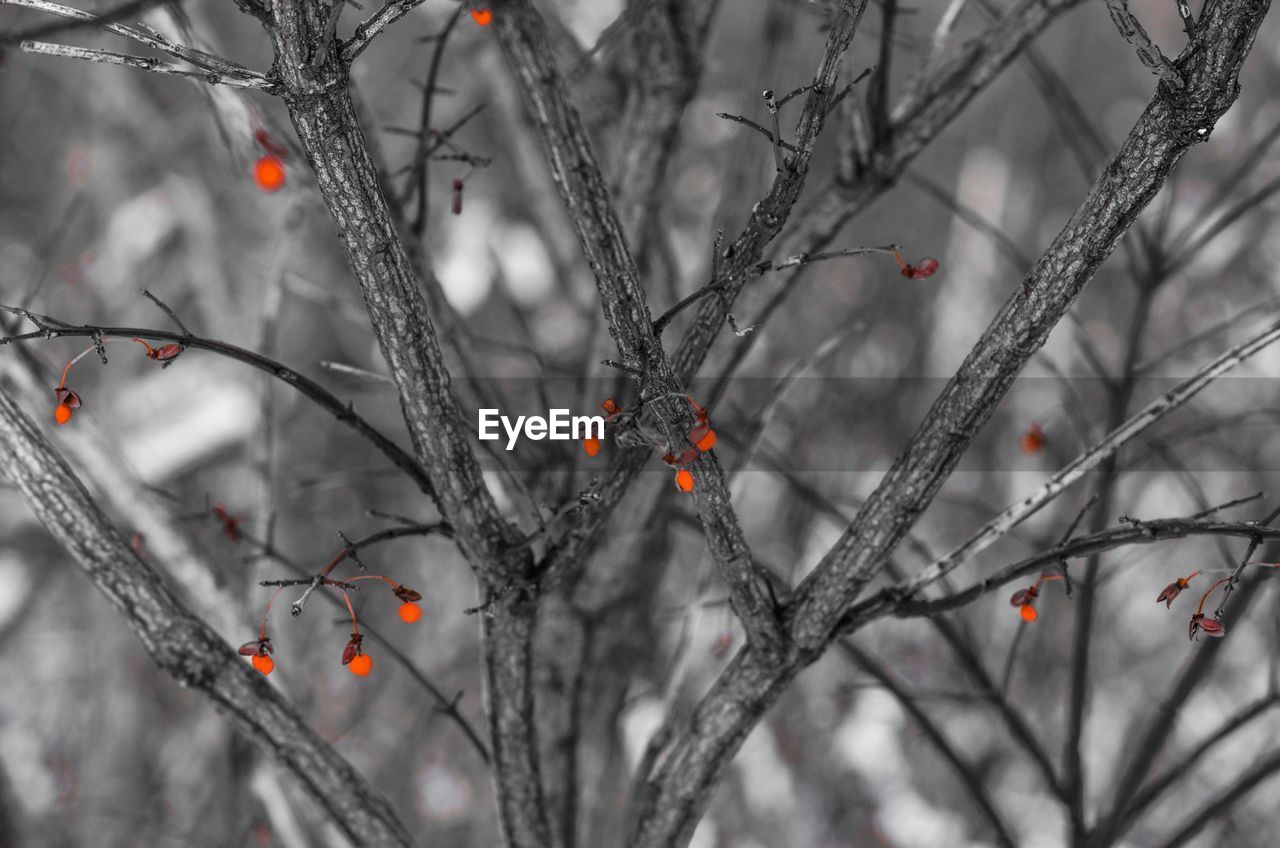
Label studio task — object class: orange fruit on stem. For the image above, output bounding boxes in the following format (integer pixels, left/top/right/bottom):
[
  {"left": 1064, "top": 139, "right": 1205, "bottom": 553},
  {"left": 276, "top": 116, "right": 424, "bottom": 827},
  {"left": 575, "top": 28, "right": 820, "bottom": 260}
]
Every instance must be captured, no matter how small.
[
  {"left": 252, "top": 654, "right": 275, "bottom": 676},
  {"left": 1020, "top": 604, "right": 1038, "bottom": 623},
  {"left": 254, "top": 156, "right": 286, "bottom": 192},
  {"left": 675, "top": 469, "right": 694, "bottom": 493},
  {"left": 471, "top": 8, "right": 492, "bottom": 25},
  {"left": 696, "top": 429, "right": 717, "bottom": 452},
  {"left": 399, "top": 602, "right": 423, "bottom": 623},
  {"left": 584, "top": 436, "right": 601, "bottom": 457},
  {"left": 348, "top": 653, "right": 373, "bottom": 676},
  {"left": 54, "top": 404, "right": 73, "bottom": 425}
]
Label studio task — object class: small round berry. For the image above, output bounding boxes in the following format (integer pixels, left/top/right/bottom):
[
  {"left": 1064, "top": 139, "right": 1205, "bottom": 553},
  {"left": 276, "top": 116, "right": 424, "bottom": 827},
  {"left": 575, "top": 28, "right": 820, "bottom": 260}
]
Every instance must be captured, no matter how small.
[
  {"left": 696, "top": 429, "right": 717, "bottom": 452},
  {"left": 252, "top": 654, "right": 275, "bottom": 676},
  {"left": 399, "top": 601, "right": 423, "bottom": 623},
  {"left": 584, "top": 436, "right": 601, "bottom": 457},
  {"left": 1020, "top": 604, "right": 1038, "bottom": 623},
  {"left": 471, "top": 8, "right": 492, "bottom": 25},
  {"left": 55, "top": 404, "right": 73, "bottom": 425},
  {"left": 675, "top": 469, "right": 695, "bottom": 493},
  {"left": 254, "top": 156, "right": 287, "bottom": 192},
  {"left": 348, "top": 653, "right": 374, "bottom": 676}
]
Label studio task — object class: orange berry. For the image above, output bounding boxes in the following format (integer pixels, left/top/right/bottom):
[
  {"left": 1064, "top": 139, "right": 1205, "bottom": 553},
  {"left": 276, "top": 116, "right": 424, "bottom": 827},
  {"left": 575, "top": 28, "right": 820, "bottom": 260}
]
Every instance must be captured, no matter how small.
[
  {"left": 254, "top": 156, "right": 286, "bottom": 192},
  {"left": 348, "top": 653, "right": 373, "bottom": 676},
  {"left": 54, "top": 404, "right": 73, "bottom": 425},
  {"left": 1020, "top": 604, "right": 1038, "bottom": 623},
  {"left": 584, "top": 436, "right": 601, "bottom": 457},
  {"left": 696, "top": 429, "right": 717, "bottom": 452},
  {"left": 471, "top": 8, "right": 492, "bottom": 25},
  {"left": 675, "top": 468, "right": 694, "bottom": 493},
  {"left": 399, "top": 601, "right": 423, "bottom": 623},
  {"left": 252, "top": 654, "right": 275, "bottom": 676}
]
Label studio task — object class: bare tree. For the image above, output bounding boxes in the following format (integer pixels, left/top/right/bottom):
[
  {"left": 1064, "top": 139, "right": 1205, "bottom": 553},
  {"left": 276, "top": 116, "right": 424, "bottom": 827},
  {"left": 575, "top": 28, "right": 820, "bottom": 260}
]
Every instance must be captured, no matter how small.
[{"left": 1, "top": 0, "right": 1278, "bottom": 846}]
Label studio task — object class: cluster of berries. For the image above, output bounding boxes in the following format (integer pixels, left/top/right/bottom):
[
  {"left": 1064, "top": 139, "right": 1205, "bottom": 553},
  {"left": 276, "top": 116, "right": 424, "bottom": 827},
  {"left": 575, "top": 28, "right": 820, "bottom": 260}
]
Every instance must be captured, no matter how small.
[
  {"left": 241, "top": 579, "right": 423, "bottom": 678},
  {"left": 582, "top": 396, "right": 718, "bottom": 493}
]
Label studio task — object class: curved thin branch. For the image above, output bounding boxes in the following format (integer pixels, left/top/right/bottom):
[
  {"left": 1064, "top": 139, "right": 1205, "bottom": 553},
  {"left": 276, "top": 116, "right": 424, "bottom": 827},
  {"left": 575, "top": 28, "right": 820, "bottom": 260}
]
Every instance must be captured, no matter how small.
[
  {"left": 846, "top": 519, "right": 1280, "bottom": 624},
  {"left": 0, "top": 307, "right": 438, "bottom": 500}
]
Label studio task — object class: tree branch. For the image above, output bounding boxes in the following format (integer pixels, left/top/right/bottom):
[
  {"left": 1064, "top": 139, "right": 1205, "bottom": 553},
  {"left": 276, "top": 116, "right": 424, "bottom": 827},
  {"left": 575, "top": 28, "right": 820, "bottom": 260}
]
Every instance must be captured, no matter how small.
[
  {"left": 847, "top": 519, "right": 1280, "bottom": 624},
  {"left": 490, "top": 0, "right": 806, "bottom": 659},
  {"left": 3, "top": 0, "right": 270, "bottom": 87},
  {"left": 1103, "top": 0, "right": 1185, "bottom": 88},
  {"left": 883, "top": 315, "right": 1280, "bottom": 609},
  {"left": 0, "top": 308, "right": 438, "bottom": 501},
  {"left": 623, "top": 2, "right": 1270, "bottom": 842},
  {"left": 18, "top": 39, "right": 272, "bottom": 89},
  {"left": 0, "top": 388, "right": 411, "bottom": 848},
  {"left": 342, "top": 0, "right": 430, "bottom": 62},
  {"left": 267, "top": 4, "right": 544, "bottom": 844}
]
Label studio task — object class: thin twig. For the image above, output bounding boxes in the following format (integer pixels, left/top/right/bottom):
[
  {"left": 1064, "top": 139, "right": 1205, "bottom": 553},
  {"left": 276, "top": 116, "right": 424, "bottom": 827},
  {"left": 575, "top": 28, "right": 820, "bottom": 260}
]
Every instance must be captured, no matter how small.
[
  {"left": 19, "top": 39, "right": 272, "bottom": 89},
  {"left": 0, "top": 306, "right": 438, "bottom": 499},
  {"left": 343, "top": 0, "right": 431, "bottom": 62}
]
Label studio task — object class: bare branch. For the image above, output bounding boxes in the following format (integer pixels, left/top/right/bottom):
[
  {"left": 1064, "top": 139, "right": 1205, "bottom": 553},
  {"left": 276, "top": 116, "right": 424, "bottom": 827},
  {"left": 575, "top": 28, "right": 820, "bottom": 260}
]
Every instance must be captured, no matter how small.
[
  {"left": 0, "top": 0, "right": 167, "bottom": 43},
  {"left": 1103, "top": 0, "right": 1185, "bottom": 88},
  {"left": 2, "top": 0, "right": 272, "bottom": 86},
  {"left": 19, "top": 39, "right": 272, "bottom": 89},
  {"left": 848, "top": 519, "right": 1280, "bottom": 624},
  {"left": 0, "top": 307, "right": 438, "bottom": 500},
  {"left": 887, "top": 315, "right": 1280, "bottom": 608},
  {"left": 342, "top": 0, "right": 430, "bottom": 62}
]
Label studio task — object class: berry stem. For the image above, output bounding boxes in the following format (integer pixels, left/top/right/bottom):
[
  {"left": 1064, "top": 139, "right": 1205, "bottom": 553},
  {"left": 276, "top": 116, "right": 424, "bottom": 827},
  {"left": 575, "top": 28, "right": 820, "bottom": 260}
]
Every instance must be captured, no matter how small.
[
  {"left": 348, "top": 574, "right": 400, "bottom": 589},
  {"left": 59, "top": 341, "right": 110, "bottom": 388},
  {"left": 340, "top": 588, "right": 360, "bottom": 635},
  {"left": 1196, "top": 577, "right": 1232, "bottom": 614},
  {"left": 260, "top": 586, "right": 286, "bottom": 640}
]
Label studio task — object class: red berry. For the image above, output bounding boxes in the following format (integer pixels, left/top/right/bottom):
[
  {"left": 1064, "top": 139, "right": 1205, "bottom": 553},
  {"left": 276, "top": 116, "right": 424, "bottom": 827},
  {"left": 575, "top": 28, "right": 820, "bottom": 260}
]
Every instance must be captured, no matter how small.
[
  {"left": 254, "top": 156, "right": 286, "bottom": 192},
  {"left": 696, "top": 428, "right": 717, "bottom": 452},
  {"left": 399, "top": 602, "right": 423, "bottom": 623},
  {"left": 348, "top": 654, "right": 373, "bottom": 676},
  {"left": 252, "top": 654, "right": 275, "bottom": 676}
]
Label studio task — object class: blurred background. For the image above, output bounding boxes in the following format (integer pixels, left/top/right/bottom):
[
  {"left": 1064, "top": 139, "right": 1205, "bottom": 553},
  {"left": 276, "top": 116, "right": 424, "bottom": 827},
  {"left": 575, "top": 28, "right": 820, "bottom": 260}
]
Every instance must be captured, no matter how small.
[{"left": 2, "top": 0, "right": 1280, "bottom": 846}]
